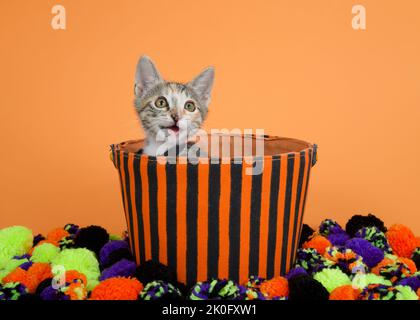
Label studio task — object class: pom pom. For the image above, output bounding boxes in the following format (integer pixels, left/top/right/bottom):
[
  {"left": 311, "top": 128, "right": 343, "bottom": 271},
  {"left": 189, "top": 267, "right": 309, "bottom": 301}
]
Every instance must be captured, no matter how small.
[
  {"left": 286, "top": 267, "right": 308, "bottom": 280},
  {"left": 27, "top": 262, "right": 53, "bottom": 288},
  {"left": 298, "top": 224, "right": 315, "bottom": 248},
  {"left": 35, "top": 278, "right": 52, "bottom": 295},
  {"left": 40, "top": 285, "right": 70, "bottom": 300},
  {"left": 359, "top": 284, "right": 418, "bottom": 300},
  {"left": 319, "top": 219, "right": 345, "bottom": 236},
  {"left": 100, "top": 259, "right": 137, "bottom": 281},
  {"left": 351, "top": 273, "right": 392, "bottom": 289},
  {"left": 302, "top": 235, "right": 331, "bottom": 255},
  {"left": 345, "top": 213, "right": 386, "bottom": 237},
  {"left": 313, "top": 268, "right": 352, "bottom": 293},
  {"left": 244, "top": 275, "right": 265, "bottom": 289},
  {"left": 0, "top": 282, "right": 28, "bottom": 300},
  {"left": 327, "top": 233, "right": 350, "bottom": 247},
  {"left": 99, "top": 240, "right": 133, "bottom": 268},
  {"left": 397, "top": 276, "right": 420, "bottom": 292},
  {"left": 295, "top": 248, "right": 331, "bottom": 274},
  {"left": 31, "top": 242, "right": 60, "bottom": 263},
  {"left": 65, "top": 270, "right": 87, "bottom": 286},
  {"left": 51, "top": 248, "right": 100, "bottom": 291},
  {"left": 288, "top": 275, "right": 329, "bottom": 301},
  {"left": 64, "top": 223, "right": 79, "bottom": 235},
  {"left": 33, "top": 234, "right": 45, "bottom": 247},
  {"left": 134, "top": 260, "right": 176, "bottom": 285},
  {"left": 189, "top": 279, "right": 242, "bottom": 300},
  {"left": 2, "top": 267, "right": 37, "bottom": 293},
  {"left": 47, "top": 228, "right": 69, "bottom": 243},
  {"left": 90, "top": 277, "right": 143, "bottom": 300},
  {"left": 64, "top": 281, "right": 88, "bottom": 300},
  {"left": 324, "top": 246, "right": 367, "bottom": 275},
  {"left": 372, "top": 256, "right": 413, "bottom": 282},
  {"left": 412, "top": 248, "right": 420, "bottom": 270},
  {"left": 355, "top": 226, "right": 392, "bottom": 254},
  {"left": 386, "top": 224, "right": 417, "bottom": 258},
  {"left": 140, "top": 280, "right": 183, "bottom": 300},
  {"left": 74, "top": 225, "right": 109, "bottom": 255},
  {"left": 59, "top": 235, "right": 76, "bottom": 250},
  {"left": 345, "top": 238, "right": 384, "bottom": 268},
  {"left": 329, "top": 285, "right": 360, "bottom": 300},
  {"left": 0, "top": 226, "right": 33, "bottom": 267},
  {"left": 259, "top": 276, "right": 288, "bottom": 299}
]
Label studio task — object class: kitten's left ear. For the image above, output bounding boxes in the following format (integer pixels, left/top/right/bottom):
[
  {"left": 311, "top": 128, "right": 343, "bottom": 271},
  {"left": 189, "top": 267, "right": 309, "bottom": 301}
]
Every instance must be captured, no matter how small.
[
  {"left": 135, "top": 55, "right": 162, "bottom": 97},
  {"left": 188, "top": 67, "right": 215, "bottom": 105}
]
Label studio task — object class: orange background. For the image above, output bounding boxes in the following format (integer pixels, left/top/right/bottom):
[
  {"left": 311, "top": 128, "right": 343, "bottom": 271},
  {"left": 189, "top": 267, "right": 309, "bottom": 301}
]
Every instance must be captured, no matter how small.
[{"left": 1, "top": 0, "right": 419, "bottom": 235}]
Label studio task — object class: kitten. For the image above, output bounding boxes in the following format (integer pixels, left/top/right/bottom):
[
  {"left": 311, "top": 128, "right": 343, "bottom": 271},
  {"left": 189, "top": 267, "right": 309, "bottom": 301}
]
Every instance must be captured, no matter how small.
[{"left": 134, "top": 55, "right": 214, "bottom": 156}]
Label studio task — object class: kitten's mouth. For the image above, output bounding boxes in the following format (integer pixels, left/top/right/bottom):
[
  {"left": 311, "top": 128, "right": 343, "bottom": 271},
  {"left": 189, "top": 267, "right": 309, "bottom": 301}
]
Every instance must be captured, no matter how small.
[{"left": 166, "top": 125, "right": 179, "bottom": 134}]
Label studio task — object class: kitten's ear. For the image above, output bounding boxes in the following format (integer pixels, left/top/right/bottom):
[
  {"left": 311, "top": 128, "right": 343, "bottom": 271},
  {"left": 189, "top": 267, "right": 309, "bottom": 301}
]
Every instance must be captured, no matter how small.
[
  {"left": 188, "top": 67, "right": 215, "bottom": 105},
  {"left": 135, "top": 55, "right": 162, "bottom": 96}
]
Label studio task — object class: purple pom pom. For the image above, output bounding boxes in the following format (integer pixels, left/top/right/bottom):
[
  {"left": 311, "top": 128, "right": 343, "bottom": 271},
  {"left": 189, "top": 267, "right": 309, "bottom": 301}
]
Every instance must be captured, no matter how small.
[
  {"left": 40, "top": 286, "right": 70, "bottom": 300},
  {"left": 397, "top": 276, "right": 420, "bottom": 292},
  {"left": 19, "top": 261, "right": 34, "bottom": 271},
  {"left": 286, "top": 267, "right": 308, "bottom": 280},
  {"left": 100, "top": 259, "right": 137, "bottom": 281},
  {"left": 328, "top": 233, "right": 350, "bottom": 246},
  {"left": 99, "top": 240, "right": 130, "bottom": 266},
  {"left": 345, "top": 238, "right": 384, "bottom": 268}
]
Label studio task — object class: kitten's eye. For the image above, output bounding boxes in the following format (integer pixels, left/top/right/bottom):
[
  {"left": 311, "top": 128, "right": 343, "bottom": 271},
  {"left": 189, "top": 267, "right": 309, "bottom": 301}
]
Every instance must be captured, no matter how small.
[
  {"left": 184, "top": 101, "right": 196, "bottom": 112},
  {"left": 155, "top": 97, "right": 168, "bottom": 109}
]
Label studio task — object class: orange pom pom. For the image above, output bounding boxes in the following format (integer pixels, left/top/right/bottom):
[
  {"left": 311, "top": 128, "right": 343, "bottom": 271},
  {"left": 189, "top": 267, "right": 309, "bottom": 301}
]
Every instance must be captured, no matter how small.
[
  {"left": 47, "top": 228, "right": 69, "bottom": 243},
  {"left": 398, "top": 257, "right": 417, "bottom": 274},
  {"left": 90, "top": 277, "right": 143, "bottom": 300},
  {"left": 260, "top": 276, "right": 288, "bottom": 299},
  {"left": 65, "top": 270, "right": 87, "bottom": 286},
  {"left": 65, "top": 282, "right": 87, "bottom": 300},
  {"left": 29, "top": 239, "right": 59, "bottom": 254},
  {"left": 371, "top": 257, "right": 395, "bottom": 275},
  {"left": 416, "top": 236, "right": 420, "bottom": 247},
  {"left": 302, "top": 235, "right": 331, "bottom": 255},
  {"left": 386, "top": 224, "right": 417, "bottom": 258},
  {"left": 2, "top": 268, "right": 37, "bottom": 293},
  {"left": 417, "top": 288, "right": 420, "bottom": 299},
  {"left": 330, "top": 285, "right": 360, "bottom": 300},
  {"left": 27, "top": 262, "right": 52, "bottom": 285}
]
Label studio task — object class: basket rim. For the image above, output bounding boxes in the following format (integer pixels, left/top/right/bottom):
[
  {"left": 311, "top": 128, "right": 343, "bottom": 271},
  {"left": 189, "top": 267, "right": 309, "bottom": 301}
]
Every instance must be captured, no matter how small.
[{"left": 110, "top": 134, "right": 315, "bottom": 164}]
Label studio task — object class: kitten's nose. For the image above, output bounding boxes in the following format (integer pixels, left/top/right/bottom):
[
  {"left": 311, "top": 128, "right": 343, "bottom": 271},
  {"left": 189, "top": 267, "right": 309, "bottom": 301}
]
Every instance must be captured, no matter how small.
[{"left": 171, "top": 114, "right": 179, "bottom": 123}]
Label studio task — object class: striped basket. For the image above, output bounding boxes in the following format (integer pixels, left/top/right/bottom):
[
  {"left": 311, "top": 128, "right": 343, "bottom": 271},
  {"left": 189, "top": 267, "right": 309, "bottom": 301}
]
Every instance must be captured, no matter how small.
[{"left": 110, "top": 134, "right": 317, "bottom": 286}]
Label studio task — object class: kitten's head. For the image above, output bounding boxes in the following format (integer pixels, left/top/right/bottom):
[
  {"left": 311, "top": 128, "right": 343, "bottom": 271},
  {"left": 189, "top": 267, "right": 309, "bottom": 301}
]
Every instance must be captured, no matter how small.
[{"left": 134, "top": 55, "right": 214, "bottom": 140}]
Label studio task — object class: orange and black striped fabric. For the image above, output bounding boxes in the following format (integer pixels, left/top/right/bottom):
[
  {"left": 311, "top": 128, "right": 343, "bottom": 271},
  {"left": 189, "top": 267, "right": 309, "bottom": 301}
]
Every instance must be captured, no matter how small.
[{"left": 110, "top": 135, "right": 317, "bottom": 286}]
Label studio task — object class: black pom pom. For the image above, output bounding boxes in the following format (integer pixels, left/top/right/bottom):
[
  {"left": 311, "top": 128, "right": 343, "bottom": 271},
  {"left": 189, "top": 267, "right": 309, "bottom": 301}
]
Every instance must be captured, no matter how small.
[
  {"left": 298, "top": 224, "right": 315, "bottom": 248},
  {"left": 134, "top": 260, "right": 176, "bottom": 285},
  {"left": 412, "top": 248, "right": 420, "bottom": 270},
  {"left": 33, "top": 234, "right": 45, "bottom": 247},
  {"left": 18, "top": 293, "right": 42, "bottom": 301},
  {"left": 101, "top": 248, "right": 135, "bottom": 270},
  {"left": 74, "top": 225, "right": 109, "bottom": 255},
  {"left": 175, "top": 281, "right": 190, "bottom": 297},
  {"left": 35, "top": 278, "right": 53, "bottom": 295},
  {"left": 288, "top": 275, "right": 329, "bottom": 301},
  {"left": 345, "top": 213, "right": 387, "bottom": 237}
]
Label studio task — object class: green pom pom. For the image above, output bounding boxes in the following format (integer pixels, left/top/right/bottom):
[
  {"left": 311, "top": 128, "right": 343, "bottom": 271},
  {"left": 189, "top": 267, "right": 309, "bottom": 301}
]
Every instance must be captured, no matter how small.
[
  {"left": 313, "top": 268, "right": 351, "bottom": 293},
  {"left": 51, "top": 248, "right": 100, "bottom": 291},
  {"left": 109, "top": 234, "right": 122, "bottom": 241},
  {"left": 31, "top": 243, "right": 60, "bottom": 263},
  {"left": 352, "top": 273, "right": 392, "bottom": 289},
  {"left": 394, "top": 285, "right": 418, "bottom": 300},
  {"left": 0, "top": 257, "right": 29, "bottom": 282},
  {"left": 0, "top": 226, "right": 33, "bottom": 268}
]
